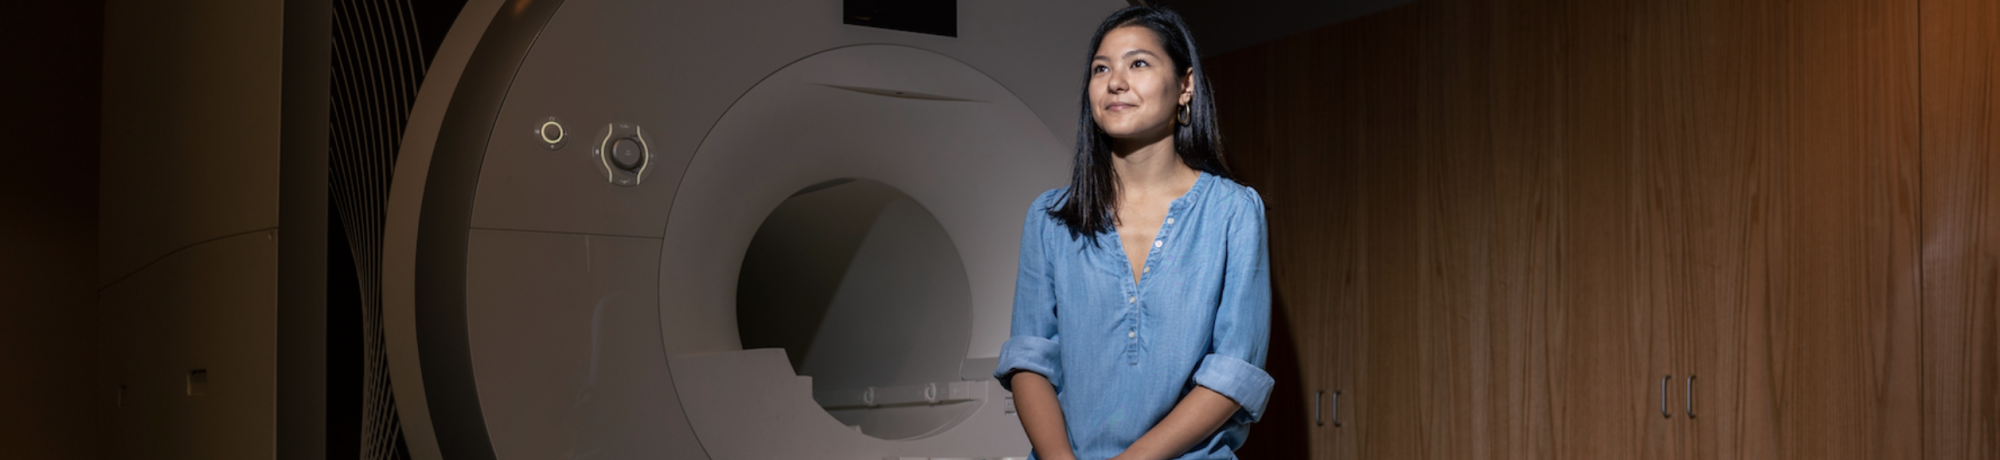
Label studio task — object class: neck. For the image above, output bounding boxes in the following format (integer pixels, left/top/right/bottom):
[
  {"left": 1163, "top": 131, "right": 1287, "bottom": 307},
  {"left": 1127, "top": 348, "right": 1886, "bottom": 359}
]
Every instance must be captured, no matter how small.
[{"left": 1111, "top": 131, "right": 1196, "bottom": 196}]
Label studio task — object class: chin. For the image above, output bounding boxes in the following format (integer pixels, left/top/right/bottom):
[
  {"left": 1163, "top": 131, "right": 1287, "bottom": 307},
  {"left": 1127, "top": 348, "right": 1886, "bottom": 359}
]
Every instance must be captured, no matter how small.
[
  {"left": 1096, "top": 119, "right": 1163, "bottom": 139},
  {"left": 1099, "top": 126, "right": 1140, "bottom": 138}
]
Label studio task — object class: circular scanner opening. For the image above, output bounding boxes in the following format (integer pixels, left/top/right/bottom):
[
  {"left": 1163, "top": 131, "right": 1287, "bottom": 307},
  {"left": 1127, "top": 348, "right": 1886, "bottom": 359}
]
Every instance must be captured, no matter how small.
[{"left": 735, "top": 179, "right": 976, "bottom": 440}]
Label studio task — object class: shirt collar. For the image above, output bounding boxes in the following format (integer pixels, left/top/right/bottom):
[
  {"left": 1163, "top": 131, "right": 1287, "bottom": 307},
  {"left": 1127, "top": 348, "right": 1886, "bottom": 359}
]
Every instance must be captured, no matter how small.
[{"left": 1170, "top": 170, "right": 1214, "bottom": 210}]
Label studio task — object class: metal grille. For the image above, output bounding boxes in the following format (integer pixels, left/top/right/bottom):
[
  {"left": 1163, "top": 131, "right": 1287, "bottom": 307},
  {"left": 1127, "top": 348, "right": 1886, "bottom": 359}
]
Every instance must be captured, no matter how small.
[{"left": 330, "top": 0, "right": 462, "bottom": 458}]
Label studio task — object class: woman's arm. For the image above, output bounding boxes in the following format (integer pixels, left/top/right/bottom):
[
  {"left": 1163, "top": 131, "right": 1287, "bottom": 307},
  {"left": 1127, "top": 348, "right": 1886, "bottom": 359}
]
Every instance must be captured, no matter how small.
[
  {"left": 1012, "top": 372, "right": 1077, "bottom": 460},
  {"left": 1110, "top": 386, "right": 1240, "bottom": 460},
  {"left": 998, "top": 192, "right": 1075, "bottom": 459}
]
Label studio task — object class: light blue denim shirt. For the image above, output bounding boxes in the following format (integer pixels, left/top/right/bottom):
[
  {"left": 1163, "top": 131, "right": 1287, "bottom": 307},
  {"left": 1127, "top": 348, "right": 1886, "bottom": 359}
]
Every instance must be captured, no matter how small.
[{"left": 994, "top": 171, "right": 1274, "bottom": 460}]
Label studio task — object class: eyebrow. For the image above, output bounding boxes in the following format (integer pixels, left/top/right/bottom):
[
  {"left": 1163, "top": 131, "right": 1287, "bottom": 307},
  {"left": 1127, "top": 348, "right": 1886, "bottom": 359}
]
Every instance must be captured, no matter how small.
[{"left": 1093, "top": 49, "right": 1161, "bottom": 61}]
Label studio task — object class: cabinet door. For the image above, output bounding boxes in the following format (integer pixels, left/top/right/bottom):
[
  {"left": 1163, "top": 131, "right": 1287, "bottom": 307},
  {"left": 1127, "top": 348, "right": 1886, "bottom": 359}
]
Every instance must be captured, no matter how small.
[
  {"left": 1346, "top": 10, "right": 1426, "bottom": 459},
  {"left": 1763, "top": 0, "right": 1924, "bottom": 459},
  {"left": 1631, "top": 0, "right": 1743, "bottom": 454},
  {"left": 1631, "top": 0, "right": 1789, "bottom": 457},
  {"left": 1663, "top": 0, "right": 1782, "bottom": 450},
  {"left": 1312, "top": 12, "right": 1386, "bottom": 458},
  {"left": 1919, "top": 0, "right": 2000, "bottom": 456},
  {"left": 1556, "top": 0, "right": 1652, "bottom": 458}
]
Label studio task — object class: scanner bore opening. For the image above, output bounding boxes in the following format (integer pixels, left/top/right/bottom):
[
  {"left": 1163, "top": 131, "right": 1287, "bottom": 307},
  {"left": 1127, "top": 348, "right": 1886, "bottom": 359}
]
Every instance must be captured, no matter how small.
[{"left": 735, "top": 178, "right": 978, "bottom": 440}]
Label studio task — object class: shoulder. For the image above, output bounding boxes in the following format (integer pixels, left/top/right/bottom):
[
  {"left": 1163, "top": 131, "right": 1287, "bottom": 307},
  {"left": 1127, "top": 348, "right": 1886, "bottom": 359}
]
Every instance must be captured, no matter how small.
[
  {"left": 1021, "top": 187, "right": 1069, "bottom": 230},
  {"left": 1032, "top": 187, "right": 1068, "bottom": 209},
  {"left": 1018, "top": 187, "right": 1074, "bottom": 247},
  {"left": 1026, "top": 187, "right": 1068, "bottom": 220},
  {"left": 1203, "top": 176, "right": 1266, "bottom": 217}
]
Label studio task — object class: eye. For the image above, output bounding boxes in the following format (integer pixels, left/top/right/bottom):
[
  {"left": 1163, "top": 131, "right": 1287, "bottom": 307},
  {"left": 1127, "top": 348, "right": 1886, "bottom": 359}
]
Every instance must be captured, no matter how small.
[
  {"left": 1132, "top": 60, "right": 1150, "bottom": 68},
  {"left": 1092, "top": 64, "right": 1109, "bottom": 74}
]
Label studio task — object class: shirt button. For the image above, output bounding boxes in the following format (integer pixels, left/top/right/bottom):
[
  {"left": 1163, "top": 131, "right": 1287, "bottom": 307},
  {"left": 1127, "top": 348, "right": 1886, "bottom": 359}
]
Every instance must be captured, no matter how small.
[
  {"left": 1128, "top": 296, "right": 1136, "bottom": 303},
  {"left": 1142, "top": 266, "right": 1149, "bottom": 273},
  {"left": 1153, "top": 240, "right": 1163, "bottom": 248},
  {"left": 1128, "top": 330, "right": 1136, "bottom": 338},
  {"left": 1166, "top": 218, "right": 1175, "bottom": 225}
]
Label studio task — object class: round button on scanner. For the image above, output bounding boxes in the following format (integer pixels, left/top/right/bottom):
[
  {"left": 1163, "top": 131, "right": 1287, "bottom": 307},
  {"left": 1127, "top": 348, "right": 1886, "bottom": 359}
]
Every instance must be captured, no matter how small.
[
  {"left": 540, "top": 121, "right": 564, "bottom": 144},
  {"left": 610, "top": 138, "right": 644, "bottom": 171},
  {"left": 535, "top": 116, "right": 568, "bottom": 151}
]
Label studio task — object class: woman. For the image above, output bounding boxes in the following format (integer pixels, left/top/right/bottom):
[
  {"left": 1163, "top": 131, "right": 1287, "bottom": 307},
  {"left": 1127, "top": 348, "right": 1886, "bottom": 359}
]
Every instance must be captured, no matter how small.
[{"left": 992, "top": 6, "right": 1272, "bottom": 460}]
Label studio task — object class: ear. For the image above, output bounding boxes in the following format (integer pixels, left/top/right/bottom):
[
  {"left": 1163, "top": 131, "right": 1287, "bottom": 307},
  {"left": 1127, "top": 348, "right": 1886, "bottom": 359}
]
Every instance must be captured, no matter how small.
[{"left": 1178, "top": 68, "right": 1195, "bottom": 105}]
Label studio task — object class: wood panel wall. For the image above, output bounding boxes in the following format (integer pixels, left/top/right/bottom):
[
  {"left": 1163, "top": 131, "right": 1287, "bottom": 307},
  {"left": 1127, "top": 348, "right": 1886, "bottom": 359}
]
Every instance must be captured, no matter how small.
[
  {"left": 1920, "top": 0, "right": 2000, "bottom": 457},
  {"left": 1206, "top": 0, "right": 1994, "bottom": 458}
]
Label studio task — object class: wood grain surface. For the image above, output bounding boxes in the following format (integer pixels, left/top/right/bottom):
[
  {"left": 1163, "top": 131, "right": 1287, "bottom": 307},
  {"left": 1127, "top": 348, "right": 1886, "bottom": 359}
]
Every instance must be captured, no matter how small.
[
  {"left": 1205, "top": 0, "right": 1985, "bottom": 458},
  {"left": 1558, "top": 0, "right": 1645, "bottom": 457},
  {"left": 1773, "top": 0, "right": 1924, "bottom": 458},
  {"left": 1920, "top": 0, "right": 2000, "bottom": 457},
  {"left": 1628, "top": 0, "right": 1791, "bottom": 458}
]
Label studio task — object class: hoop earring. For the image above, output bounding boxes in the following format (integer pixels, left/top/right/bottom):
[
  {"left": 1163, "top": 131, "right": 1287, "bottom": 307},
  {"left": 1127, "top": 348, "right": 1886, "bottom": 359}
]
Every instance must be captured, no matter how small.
[{"left": 1177, "top": 104, "right": 1191, "bottom": 126}]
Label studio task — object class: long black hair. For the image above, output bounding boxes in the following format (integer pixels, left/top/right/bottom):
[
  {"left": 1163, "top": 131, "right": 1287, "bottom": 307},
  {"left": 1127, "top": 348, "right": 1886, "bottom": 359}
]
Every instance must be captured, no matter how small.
[{"left": 1048, "top": 5, "right": 1232, "bottom": 240}]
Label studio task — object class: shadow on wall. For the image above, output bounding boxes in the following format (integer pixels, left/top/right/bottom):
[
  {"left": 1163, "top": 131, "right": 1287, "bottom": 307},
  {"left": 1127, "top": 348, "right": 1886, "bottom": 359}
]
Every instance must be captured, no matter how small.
[
  {"left": 1234, "top": 291, "right": 1307, "bottom": 458},
  {"left": 0, "top": 1, "right": 101, "bottom": 460}
]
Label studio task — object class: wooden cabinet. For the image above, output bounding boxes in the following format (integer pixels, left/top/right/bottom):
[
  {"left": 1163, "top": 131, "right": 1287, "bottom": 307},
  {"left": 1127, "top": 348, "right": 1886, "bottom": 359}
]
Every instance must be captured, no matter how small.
[
  {"left": 1920, "top": 0, "right": 2000, "bottom": 457},
  {"left": 1767, "top": 0, "right": 1923, "bottom": 458},
  {"left": 1212, "top": 0, "right": 1993, "bottom": 458},
  {"left": 1636, "top": 0, "right": 1924, "bottom": 458},
  {"left": 1629, "top": 0, "right": 1790, "bottom": 457}
]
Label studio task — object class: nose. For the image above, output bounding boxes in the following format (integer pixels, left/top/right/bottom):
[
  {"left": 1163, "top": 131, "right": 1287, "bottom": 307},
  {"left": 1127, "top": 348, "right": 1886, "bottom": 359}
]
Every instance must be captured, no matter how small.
[{"left": 1106, "top": 68, "right": 1129, "bottom": 94}]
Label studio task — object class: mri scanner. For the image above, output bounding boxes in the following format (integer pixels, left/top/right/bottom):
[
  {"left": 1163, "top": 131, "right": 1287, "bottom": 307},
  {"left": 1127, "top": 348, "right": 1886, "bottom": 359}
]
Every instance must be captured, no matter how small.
[{"left": 379, "top": 1, "right": 1127, "bottom": 459}]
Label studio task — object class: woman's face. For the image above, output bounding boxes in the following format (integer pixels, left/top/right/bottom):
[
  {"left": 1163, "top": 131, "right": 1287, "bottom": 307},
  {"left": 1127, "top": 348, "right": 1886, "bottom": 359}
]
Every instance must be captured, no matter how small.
[{"left": 1090, "top": 25, "right": 1193, "bottom": 142}]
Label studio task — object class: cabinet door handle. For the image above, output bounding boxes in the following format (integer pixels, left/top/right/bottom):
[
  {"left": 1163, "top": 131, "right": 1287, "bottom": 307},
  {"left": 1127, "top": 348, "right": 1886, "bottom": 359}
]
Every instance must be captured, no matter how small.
[
  {"left": 1332, "top": 391, "right": 1342, "bottom": 427},
  {"left": 1315, "top": 390, "right": 1324, "bottom": 427},
  {"left": 1661, "top": 375, "right": 1673, "bottom": 419},
  {"left": 1687, "top": 375, "right": 1697, "bottom": 419},
  {"left": 1315, "top": 390, "right": 1343, "bottom": 427}
]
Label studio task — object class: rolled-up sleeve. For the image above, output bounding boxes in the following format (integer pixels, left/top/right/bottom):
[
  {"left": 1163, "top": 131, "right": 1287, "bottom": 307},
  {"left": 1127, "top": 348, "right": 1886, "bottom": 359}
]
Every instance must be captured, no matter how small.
[
  {"left": 994, "top": 191, "right": 1063, "bottom": 392},
  {"left": 1191, "top": 189, "right": 1275, "bottom": 423}
]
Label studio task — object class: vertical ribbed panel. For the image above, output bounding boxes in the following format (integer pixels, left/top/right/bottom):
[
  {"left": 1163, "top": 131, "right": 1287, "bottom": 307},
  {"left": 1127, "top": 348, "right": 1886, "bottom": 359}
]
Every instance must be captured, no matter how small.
[{"left": 330, "top": 0, "right": 461, "bottom": 459}]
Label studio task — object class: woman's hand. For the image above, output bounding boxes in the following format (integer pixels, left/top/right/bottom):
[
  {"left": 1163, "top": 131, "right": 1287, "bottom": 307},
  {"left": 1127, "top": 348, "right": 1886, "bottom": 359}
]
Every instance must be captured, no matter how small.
[{"left": 1108, "top": 385, "right": 1241, "bottom": 460}]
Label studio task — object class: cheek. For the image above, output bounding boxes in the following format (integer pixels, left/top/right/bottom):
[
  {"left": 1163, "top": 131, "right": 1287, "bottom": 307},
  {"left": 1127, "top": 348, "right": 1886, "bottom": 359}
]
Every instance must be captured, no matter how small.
[
  {"left": 1149, "top": 79, "right": 1182, "bottom": 104},
  {"left": 1140, "top": 81, "right": 1179, "bottom": 114}
]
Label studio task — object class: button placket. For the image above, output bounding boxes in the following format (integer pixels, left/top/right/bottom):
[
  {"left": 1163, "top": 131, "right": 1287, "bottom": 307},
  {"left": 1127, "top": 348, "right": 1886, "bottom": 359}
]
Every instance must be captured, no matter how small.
[
  {"left": 1125, "top": 288, "right": 1141, "bottom": 362},
  {"left": 1147, "top": 210, "right": 1178, "bottom": 274},
  {"left": 1130, "top": 279, "right": 1143, "bottom": 366}
]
